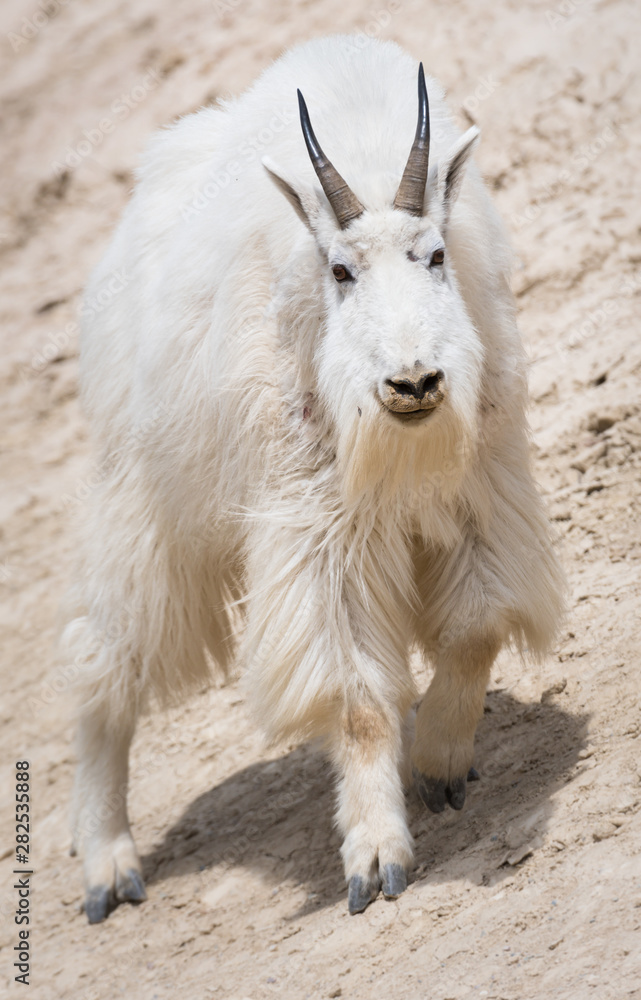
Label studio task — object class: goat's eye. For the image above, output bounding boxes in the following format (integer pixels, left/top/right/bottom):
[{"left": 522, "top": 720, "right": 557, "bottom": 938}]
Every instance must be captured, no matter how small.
[
  {"left": 430, "top": 248, "right": 445, "bottom": 266},
  {"left": 332, "top": 265, "right": 352, "bottom": 283}
]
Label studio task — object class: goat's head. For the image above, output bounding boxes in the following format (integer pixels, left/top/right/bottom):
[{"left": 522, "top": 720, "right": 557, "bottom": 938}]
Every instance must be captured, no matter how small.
[{"left": 263, "top": 65, "right": 484, "bottom": 500}]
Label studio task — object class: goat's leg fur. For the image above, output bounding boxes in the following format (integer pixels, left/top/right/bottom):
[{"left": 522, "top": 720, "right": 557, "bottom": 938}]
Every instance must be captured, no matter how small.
[
  {"left": 73, "top": 704, "right": 144, "bottom": 923},
  {"left": 329, "top": 697, "right": 414, "bottom": 914},
  {"left": 411, "top": 631, "right": 500, "bottom": 813},
  {"left": 65, "top": 470, "right": 228, "bottom": 922}
]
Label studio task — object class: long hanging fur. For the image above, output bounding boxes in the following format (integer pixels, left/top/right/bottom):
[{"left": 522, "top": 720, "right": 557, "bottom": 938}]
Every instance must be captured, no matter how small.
[
  {"left": 62, "top": 30, "right": 566, "bottom": 738},
  {"left": 62, "top": 34, "right": 565, "bottom": 920}
]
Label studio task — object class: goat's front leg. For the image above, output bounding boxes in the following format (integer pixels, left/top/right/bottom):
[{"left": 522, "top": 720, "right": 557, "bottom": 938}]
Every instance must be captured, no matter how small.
[
  {"left": 412, "top": 631, "right": 500, "bottom": 813},
  {"left": 329, "top": 696, "right": 413, "bottom": 914}
]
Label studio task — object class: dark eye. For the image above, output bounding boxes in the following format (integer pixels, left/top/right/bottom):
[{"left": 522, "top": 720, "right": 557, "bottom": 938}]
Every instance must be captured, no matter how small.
[
  {"left": 332, "top": 264, "right": 353, "bottom": 283},
  {"left": 430, "top": 248, "right": 445, "bottom": 266}
]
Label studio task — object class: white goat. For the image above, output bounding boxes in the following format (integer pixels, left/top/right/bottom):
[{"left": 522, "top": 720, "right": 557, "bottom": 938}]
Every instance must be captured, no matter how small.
[{"left": 64, "top": 34, "right": 565, "bottom": 921}]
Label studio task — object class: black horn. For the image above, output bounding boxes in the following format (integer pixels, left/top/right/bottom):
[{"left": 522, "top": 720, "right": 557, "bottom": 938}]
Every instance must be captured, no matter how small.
[
  {"left": 393, "top": 63, "right": 430, "bottom": 216},
  {"left": 297, "top": 89, "right": 365, "bottom": 229}
]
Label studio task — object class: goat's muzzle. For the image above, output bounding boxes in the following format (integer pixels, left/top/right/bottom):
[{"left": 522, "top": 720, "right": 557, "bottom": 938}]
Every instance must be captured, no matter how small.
[{"left": 380, "top": 367, "right": 445, "bottom": 422}]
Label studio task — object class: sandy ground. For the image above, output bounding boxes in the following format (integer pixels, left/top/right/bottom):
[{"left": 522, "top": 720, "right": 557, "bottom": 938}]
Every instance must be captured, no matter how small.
[{"left": 1, "top": 0, "right": 640, "bottom": 997}]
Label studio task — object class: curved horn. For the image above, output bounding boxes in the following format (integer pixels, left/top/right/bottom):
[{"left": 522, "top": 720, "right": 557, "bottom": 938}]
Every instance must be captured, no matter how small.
[
  {"left": 297, "top": 89, "right": 364, "bottom": 229},
  {"left": 393, "top": 63, "right": 430, "bottom": 216}
]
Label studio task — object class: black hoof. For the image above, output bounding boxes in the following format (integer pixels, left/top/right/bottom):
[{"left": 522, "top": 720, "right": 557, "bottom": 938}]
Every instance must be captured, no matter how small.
[
  {"left": 85, "top": 885, "right": 115, "bottom": 924},
  {"left": 381, "top": 863, "right": 407, "bottom": 899},
  {"left": 413, "top": 768, "right": 447, "bottom": 813},
  {"left": 467, "top": 766, "right": 480, "bottom": 782},
  {"left": 348, "top": 874, "right": 379, "bottom": 914},
  {"left": 446, "top": 776, "right": 467, "bottom": 810},
  {"left": 413, "top": 767, "right": 468, "bottom": 813},
  {"left": 116, "top": 868, "right": 147, "bottom": 903}
]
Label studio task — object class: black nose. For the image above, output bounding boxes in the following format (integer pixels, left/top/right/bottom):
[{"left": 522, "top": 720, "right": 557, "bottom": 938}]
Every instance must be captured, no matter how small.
[{"left": 385, "top": 368, "right": 444, "bottom": 401}]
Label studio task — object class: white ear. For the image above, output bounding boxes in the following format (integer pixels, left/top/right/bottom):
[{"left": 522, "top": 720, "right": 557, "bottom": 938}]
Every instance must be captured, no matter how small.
[
  {"left": 262, "top": 156, "right": 321, "bottom": 233},
  {"left": 436, "top": 126, "right": 480, "bottom": 221}
]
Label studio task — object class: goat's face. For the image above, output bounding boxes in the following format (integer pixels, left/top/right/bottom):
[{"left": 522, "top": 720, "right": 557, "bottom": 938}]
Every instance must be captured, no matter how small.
[
  {"left": 272, "top": 197, "right": 484, "bottom": 503},
  {"left": 264, "top": 72, "right": 484, "bottom": 499},
  {"left": 314, "top": 206, "right": 482, "bottom": 435}
]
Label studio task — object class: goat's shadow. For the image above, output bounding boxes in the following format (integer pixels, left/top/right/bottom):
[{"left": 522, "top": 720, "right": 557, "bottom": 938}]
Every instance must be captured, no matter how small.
[{"left": 141, "top": 689, "right": 589, "bottom": 916}]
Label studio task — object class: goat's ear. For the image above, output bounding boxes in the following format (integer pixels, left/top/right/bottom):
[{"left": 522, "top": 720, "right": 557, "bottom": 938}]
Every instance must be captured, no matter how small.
[
  {"left": 434, "top": 126, "right": 480, "bottom": 223},
  {"left": 262, "top": 156, "right": 321, "bottom": 233}
]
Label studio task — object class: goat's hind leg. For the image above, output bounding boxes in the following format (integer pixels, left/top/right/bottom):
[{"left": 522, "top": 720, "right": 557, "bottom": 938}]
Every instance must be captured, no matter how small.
[
  {"left": 412, "top": 631, "right": 499, "bottom": 814},
  {"left": 73, "top": 694, "right": 144, "bottom": 923}
]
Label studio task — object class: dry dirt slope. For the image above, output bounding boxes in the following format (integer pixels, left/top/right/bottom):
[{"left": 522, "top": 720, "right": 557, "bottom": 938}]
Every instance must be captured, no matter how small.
[{"left": 0, "top": 1, "right": 640, "bottom": 998}]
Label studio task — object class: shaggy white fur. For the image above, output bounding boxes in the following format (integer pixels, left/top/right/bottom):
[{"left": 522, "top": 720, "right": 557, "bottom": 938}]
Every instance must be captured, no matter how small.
[{"left": 63, "top": 34, "right": 565, "bottom": 921}]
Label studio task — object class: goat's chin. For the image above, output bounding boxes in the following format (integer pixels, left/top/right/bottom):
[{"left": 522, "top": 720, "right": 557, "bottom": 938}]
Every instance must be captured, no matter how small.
[{"left": 337, "top": 395, "right": 477, "bottom": 512}]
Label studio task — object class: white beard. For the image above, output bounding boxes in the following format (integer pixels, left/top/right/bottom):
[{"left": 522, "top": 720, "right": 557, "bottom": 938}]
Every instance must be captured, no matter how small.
[{"left": 336, "top": 390, "right": 479, "bottom": 548}]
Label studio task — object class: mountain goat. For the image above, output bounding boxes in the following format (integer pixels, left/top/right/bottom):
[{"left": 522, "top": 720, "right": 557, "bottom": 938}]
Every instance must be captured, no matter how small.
[{"left": 64, "top": 34, "right": 564, "bottom": 922}]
